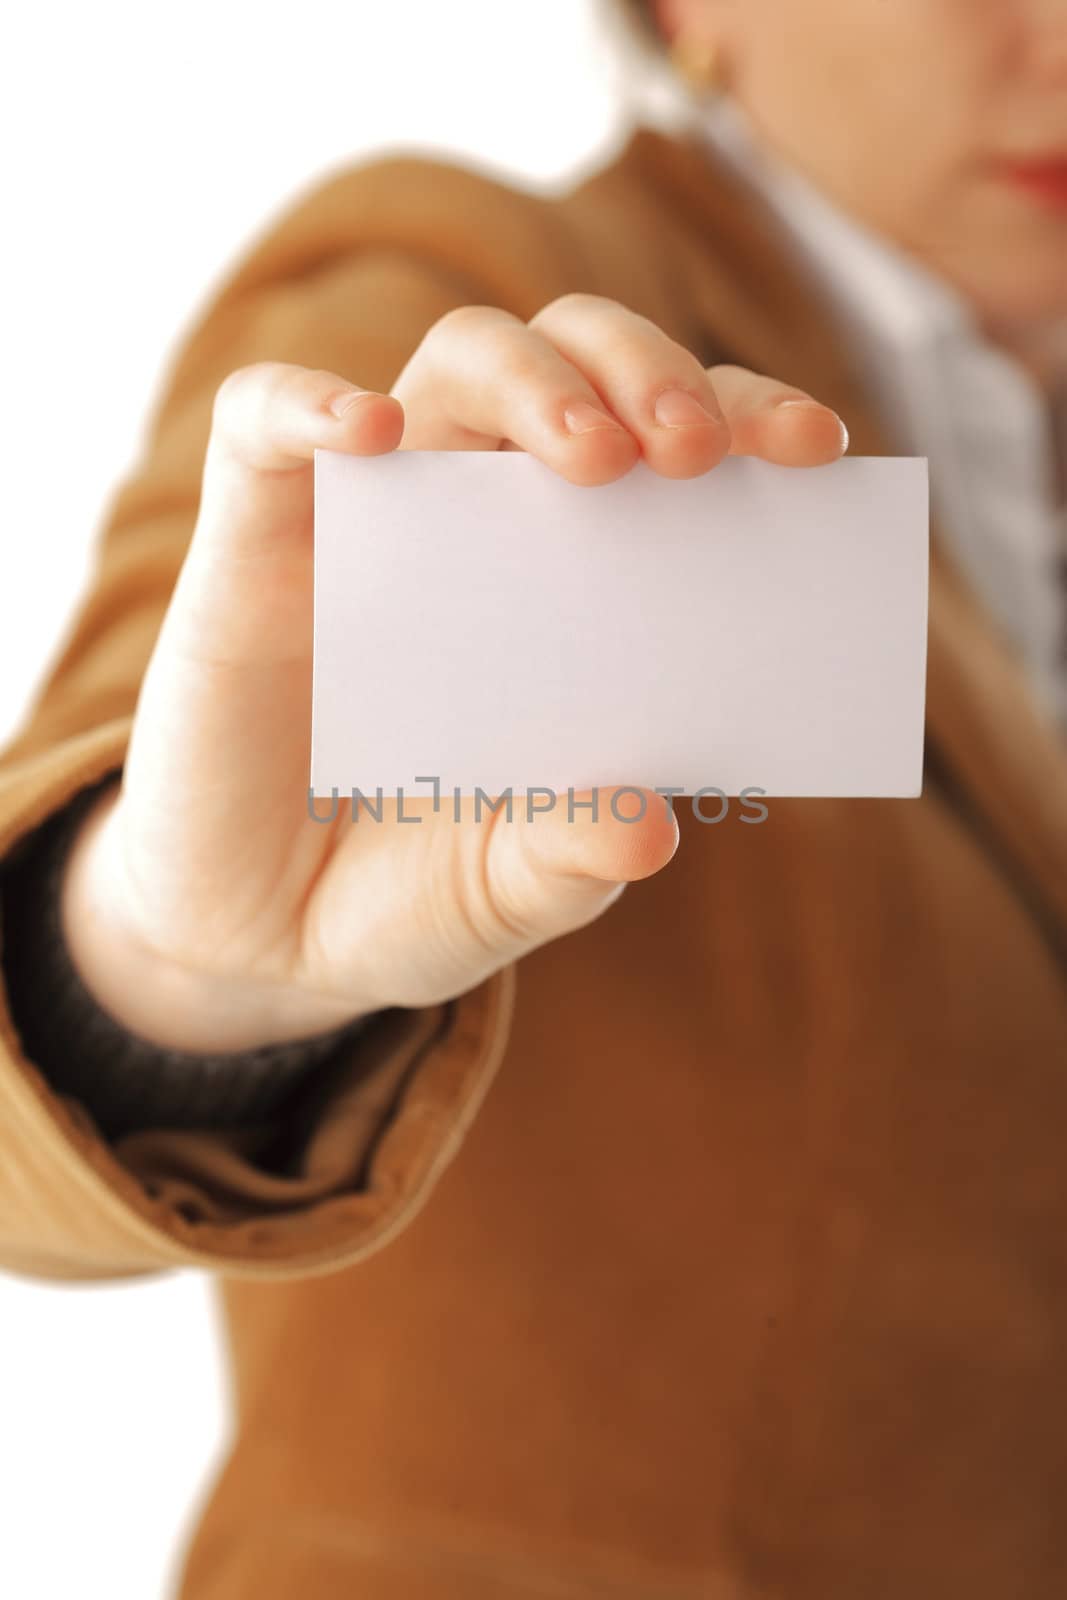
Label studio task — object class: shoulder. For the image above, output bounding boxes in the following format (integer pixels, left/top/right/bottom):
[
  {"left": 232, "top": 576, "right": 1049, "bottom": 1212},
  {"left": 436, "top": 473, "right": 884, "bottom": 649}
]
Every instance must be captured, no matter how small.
[
  {"left": 153, "top": 126, "right": 718, "bottom": 426},
  {"left": 207, "top": 126, "right": 699, "bottom": 319}
]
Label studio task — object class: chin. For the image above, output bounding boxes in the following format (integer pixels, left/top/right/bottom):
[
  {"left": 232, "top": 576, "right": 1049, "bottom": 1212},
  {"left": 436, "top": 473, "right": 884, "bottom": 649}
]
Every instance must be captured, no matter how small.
[
  {"left": 944, "top": 238, "right": 1067, "bottom": 329},
  {"left": 979, "top": 269, "right": 1067, "bottom": 326},
  {"left": 958, "top": 191, "right": 1067, "bottom": 323}
]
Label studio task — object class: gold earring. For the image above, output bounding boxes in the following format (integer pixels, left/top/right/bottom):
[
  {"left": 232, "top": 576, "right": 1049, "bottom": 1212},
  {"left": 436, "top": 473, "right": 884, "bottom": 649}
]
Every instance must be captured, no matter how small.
[{"left": 668, "top": 31, "right": 729, "bottom": 94}]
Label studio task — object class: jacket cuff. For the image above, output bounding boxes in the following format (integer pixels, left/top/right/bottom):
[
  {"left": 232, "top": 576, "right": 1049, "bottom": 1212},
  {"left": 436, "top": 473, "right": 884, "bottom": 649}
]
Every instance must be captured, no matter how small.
[
  {"left": 0, "top": 717, "right": 517, "bottom": 1282},
  {"left": 1, "top": 764, "right": 375, "bottom": 1139}
]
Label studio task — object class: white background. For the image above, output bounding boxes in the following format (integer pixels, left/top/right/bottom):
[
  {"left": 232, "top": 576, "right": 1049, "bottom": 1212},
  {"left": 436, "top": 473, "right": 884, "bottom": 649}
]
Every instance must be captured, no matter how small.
[{"left": 0, "top": 4, "right": 680, "bottom": 1596}]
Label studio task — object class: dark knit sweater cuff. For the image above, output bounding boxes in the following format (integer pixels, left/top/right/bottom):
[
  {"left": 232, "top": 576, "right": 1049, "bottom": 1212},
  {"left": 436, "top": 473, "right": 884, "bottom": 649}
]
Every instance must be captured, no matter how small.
[{"left": 0, "top": 769, "right": 373, "bottom": 1140}]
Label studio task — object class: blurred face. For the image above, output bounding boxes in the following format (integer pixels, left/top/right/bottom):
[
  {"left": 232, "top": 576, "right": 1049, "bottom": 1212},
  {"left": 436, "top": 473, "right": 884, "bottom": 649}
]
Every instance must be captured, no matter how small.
[{"left": 656, "top": 0, "right": 1067, "bottom": 335}]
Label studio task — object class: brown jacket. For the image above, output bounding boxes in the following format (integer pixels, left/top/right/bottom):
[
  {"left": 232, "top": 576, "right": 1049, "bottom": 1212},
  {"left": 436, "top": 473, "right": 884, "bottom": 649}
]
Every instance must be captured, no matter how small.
[{"left": 2, "top": 122, "right": 1067, "bottom": 1599}]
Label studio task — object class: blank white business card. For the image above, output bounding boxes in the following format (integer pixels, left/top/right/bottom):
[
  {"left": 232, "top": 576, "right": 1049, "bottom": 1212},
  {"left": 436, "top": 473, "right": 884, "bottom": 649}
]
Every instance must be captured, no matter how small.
[{"left": 310, "top": 448, "right": 928, "bottom": 799}]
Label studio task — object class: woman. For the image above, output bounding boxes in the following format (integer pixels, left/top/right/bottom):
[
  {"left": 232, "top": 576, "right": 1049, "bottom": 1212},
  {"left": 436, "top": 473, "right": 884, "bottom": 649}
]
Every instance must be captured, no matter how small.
[{"left": 0, "top": 2, "right": 1065, "bottom": 1595}]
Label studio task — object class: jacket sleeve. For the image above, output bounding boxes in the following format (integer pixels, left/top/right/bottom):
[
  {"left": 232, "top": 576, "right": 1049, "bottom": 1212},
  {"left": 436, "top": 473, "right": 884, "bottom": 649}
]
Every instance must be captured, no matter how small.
[
  {"left": 0, "top": 149, "right": 586, "bottom": 1284},
  {"left": 1, "top": 766, "right": 378, "bottom": 1137}
]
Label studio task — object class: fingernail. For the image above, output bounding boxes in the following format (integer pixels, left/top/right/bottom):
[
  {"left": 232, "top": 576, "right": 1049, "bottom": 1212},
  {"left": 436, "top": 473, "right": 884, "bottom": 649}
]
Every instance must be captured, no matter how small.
[
  {"left": 563, "top": 401, "right": 625, "bottom": 435},
  {"left": 653, "top": 388, "right": 720, "bottom": 428},
  {"left": 328, "top": 388, "right": 374, "bottom": 419},
  {"left": 775, "top": 398, "right": 850, "bottom": 452}
]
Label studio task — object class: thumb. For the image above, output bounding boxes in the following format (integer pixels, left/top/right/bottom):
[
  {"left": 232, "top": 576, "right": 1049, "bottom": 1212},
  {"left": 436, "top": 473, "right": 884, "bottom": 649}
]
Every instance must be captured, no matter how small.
[{"left": 483, "top": 785, "right": 681, "bottom": 951}]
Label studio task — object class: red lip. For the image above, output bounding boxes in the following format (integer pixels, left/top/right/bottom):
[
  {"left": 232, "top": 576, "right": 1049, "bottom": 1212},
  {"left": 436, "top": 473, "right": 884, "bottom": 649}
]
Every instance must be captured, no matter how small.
[{"left": 991, "top": 155, "right": 1067, "bottom": 208}]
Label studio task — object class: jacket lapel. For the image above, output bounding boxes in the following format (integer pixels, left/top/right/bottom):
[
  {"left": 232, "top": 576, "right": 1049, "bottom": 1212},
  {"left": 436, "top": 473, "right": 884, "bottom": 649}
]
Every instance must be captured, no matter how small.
[{"left": 617, "top": 124, "right": 1067, "bottom": 958}]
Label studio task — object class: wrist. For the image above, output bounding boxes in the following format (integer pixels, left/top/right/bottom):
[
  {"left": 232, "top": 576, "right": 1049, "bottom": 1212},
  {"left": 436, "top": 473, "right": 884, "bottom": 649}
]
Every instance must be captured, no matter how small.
[{"left": 60, "top": 778, "right": 372, "bottom": 1054}]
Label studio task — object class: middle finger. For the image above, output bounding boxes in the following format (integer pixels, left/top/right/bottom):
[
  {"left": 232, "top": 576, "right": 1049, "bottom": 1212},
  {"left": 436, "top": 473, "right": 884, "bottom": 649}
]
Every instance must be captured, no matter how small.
[{"left": 527, "top": 293, "right": 732, "bottom": 479}]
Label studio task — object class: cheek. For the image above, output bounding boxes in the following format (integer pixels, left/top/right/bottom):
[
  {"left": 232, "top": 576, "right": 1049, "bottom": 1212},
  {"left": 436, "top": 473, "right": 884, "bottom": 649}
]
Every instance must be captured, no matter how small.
[
  {"left": 734, "top": 9, "right": 981, "bottom": 235},
  {"left": 735, "top": 74, "right": 929, "bottom": 235}
]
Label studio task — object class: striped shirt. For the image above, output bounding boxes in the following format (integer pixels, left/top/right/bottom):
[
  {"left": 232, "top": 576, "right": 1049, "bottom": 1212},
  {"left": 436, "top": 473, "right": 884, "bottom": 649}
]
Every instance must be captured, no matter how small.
[{"left": 694, "top": 95, "right": 1067, "bottom": 735}]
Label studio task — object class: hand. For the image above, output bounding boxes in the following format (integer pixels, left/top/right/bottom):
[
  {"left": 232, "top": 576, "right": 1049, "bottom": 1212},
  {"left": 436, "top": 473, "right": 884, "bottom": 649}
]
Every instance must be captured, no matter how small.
[{"left": 63, "top": 294, "right": 848, "bottom": 1053}]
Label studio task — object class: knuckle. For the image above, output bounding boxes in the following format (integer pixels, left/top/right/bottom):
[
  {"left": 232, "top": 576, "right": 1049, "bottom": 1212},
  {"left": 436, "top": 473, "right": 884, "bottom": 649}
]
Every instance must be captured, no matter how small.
[
  {"left": 461, "top": 807, "right": 534, "bottom": 950},
  {"left": 428, "top": 303, "right": 518, "bottom": 346},
  {"left": 449, "top": 868, "right": 527, "bottom": 955},
  {"left": 423, "top": 305, "right": 550, "bottom": 394},
  {"left": 211, "top": 360, "right": 288, "bottom": 428},
  {"left": 530, "top": 290, "right": 616, "bottom": 325},
  {"left": 473, "top": 858, "right": 534, "bottom": 948},
  {"left": 211, "top": 366, "right": 246, "bottom": 421},
  {"left": 415, "top": 835, "right": 525, "bottom": 965},
  {"left": 417, "top": 306, "right": 524, "bottom": 387},
  {"left": 481, "top": 880, "right": 535, "bottom": 947}
]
